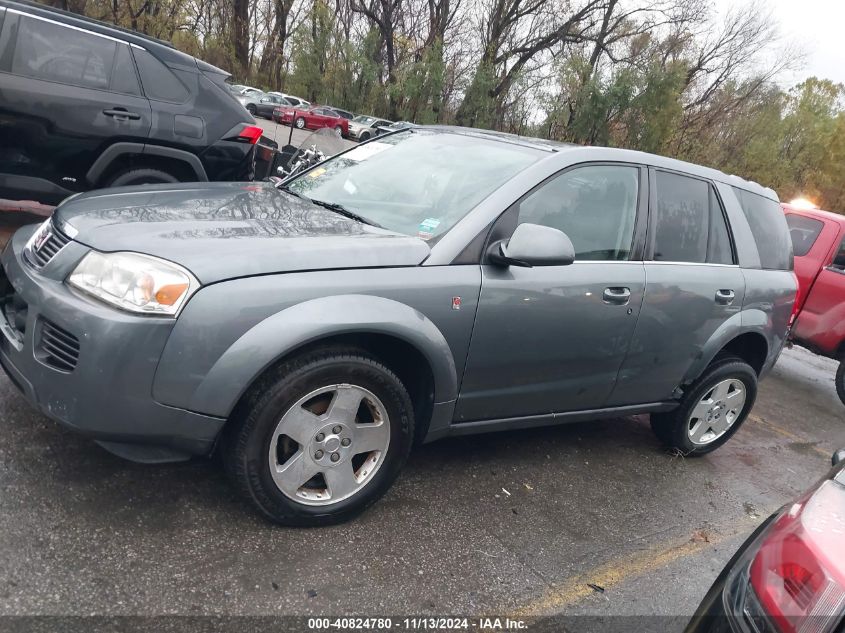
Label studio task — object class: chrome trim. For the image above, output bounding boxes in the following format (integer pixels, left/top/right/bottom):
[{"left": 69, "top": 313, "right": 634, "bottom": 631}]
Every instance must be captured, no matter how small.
[
  {"left": 643, "top": 261, "right": 740, "bottom": 268},
  {"left": 8, "top": 7, "right": 143, "bottom": 49}
]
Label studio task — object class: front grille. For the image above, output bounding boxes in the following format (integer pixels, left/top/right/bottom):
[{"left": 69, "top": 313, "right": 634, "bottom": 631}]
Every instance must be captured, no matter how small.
[
  {"left": 27, "top": 222, "right": 71, "bottom": 268},
  {"left": 37, "top": 319, "right": 80, "bottom": 372},
  {"left": 0, "top": 271, "right": 27, "bottom": 345}
]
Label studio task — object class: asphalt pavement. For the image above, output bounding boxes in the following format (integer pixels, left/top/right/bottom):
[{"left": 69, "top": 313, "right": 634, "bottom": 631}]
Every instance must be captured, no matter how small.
[{"left": 1, "top": 340, "right": 843, "bottom": 625}]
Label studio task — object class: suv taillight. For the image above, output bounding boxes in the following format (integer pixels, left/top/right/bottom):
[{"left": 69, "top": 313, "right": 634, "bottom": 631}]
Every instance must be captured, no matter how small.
[
  {"left": 236, "top": 125, "right": 263, "bottom": 145},
  {"left": 747, "top": 482, "right": 845, "bottom": 633}
]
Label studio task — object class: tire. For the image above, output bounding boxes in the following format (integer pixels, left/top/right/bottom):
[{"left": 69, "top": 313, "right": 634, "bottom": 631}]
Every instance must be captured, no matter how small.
[
  {"left": 222, "top": 347, "right": 415, "bottom": 526},
  {"left": 106, "top": 168, "right": 180, "bottom": 187},
  {"left": 650, "top": 355, "right": 757, "bottom": 456},
  {"left": 836, "top": 359, "right": 845, "bottom": 407},
  {"left": 246, "top": 104, "right": 257, "bottom": 115},
  {"left": 334, "top": 125, "right": 343, "bottom": 135},
  {"left": 295, "top": 117, "right": 306, "bottom": 129},
  {"left": 360, "top": 132, "right": 371, "bottom": 142}
]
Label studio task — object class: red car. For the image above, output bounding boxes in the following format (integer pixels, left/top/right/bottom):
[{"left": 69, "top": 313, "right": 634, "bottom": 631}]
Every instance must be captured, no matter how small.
[
  {"left": 686, "top": 448, "right": 845, "bottom": 633},
  {"left": 272, "top": 105, "right": 349, "bottom": 137},
  {"left": 782, "top": 204, "right": 845, "bottom": 403}
]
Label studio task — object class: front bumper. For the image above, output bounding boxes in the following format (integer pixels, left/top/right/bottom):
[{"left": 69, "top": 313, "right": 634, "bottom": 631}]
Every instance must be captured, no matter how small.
[{"left": 0, "top": 225, "right": 225, "bottom": 460}]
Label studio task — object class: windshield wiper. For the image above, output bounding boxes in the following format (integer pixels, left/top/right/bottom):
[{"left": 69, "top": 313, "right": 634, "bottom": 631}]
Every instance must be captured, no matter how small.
[{"left": 309, "top": 198, "right": 384, "bottom": 229}]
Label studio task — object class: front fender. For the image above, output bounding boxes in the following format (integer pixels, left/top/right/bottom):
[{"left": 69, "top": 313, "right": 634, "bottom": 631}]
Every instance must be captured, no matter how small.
[{"left": 185, "top": 294, "right": 459, "bottom": 417}]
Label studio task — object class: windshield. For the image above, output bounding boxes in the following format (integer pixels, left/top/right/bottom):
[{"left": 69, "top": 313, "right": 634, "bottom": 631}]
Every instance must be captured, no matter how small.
[
  {"left": 285, "top": 130, "right": 542, "bottom": 240},
  {"left": 353, "top": 116, "right": 376, "bottom": 125}
]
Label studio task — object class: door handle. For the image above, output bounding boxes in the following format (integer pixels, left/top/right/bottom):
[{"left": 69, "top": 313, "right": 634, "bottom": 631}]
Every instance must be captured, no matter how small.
[
  {"left": 603, "top": 287, "right": 631, "bottom": 305},
  {"left": 715, "top": 289, "right": 736, "bottom": 305},
  {"left": 103, "top": 108, "right": 141, "bottom": 121}
]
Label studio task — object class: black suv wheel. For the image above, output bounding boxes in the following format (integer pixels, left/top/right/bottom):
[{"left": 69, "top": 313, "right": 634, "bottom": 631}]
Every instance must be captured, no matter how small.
[{"left": 106, "top": 168, "right": 180, "bottom": 187}]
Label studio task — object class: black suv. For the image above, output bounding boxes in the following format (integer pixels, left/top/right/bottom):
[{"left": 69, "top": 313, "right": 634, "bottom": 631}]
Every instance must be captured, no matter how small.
[{"left": 0, "top": 0, "right": 261, "bottom": 204}]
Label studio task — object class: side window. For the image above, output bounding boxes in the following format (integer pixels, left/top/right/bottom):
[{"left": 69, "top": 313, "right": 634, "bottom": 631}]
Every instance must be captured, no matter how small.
[
  {"left": 132, "top": 48, "right": 188, "bottom": 102},
  {"left": 109, "top": 44, "right": 140, "bottom": 96},
  {"left": 830, "top": 237, "right": 845, "bottom": 272},
  {"left": 517, "top": 164, "right": 639, "bottom": 261},
  {"left": 785, "top": 214, "right": 824, "bottom": 257},
  {"left": 12, "top": 16, "right": 116, "bottom": 90},
  {"left": 732, "top": 187, "right": 793, "bottom": 270},
  {"left": 708, "top": 188, "right": 734, "bottom": 264},
  {"left": 652, "top": 171, "right": 709, "bottom": 263}
]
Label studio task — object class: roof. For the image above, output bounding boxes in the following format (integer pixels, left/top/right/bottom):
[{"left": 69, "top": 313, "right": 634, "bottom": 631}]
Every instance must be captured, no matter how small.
[{"left": 416, "top": 125, "right": 777, "bottom": 200}]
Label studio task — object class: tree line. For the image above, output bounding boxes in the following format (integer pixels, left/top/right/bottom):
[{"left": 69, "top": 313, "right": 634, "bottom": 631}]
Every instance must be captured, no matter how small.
[{"left": 42, "top": 0, "right": 845, "bottom": 210}]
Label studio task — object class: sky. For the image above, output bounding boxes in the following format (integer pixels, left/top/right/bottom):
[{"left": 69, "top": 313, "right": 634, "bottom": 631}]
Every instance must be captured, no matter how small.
[{"left": 718, "top": 0, "right": 845, "bottom": 86}]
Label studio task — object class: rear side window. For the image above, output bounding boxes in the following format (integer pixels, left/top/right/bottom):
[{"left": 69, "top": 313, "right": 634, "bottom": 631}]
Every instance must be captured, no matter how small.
[
  {"left": 518, "top": 164, "right": 639, "bottom": 261},
  {"left": 109, "top": 44, "right": 140, "bottom": 96},
  {"left": 132, "top": 48, "right": 188, "bottom": 102},
  {"left": 12, "top": 16, "right": 116, "bottom": 90},
  {"left": 733, "top": 188, "right": 793, "bottom": 270},
  {"left": 652, "top": 172, "right": 734, "bottom": 264},
  {"left": 785, "top": 214, "right": 824, "bottom": 257}
]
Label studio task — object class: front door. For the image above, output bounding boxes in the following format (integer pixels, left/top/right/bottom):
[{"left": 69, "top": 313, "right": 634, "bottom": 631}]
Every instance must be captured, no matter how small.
[{"left": 455, "top": 163, "right": 647, "bottom": 422}]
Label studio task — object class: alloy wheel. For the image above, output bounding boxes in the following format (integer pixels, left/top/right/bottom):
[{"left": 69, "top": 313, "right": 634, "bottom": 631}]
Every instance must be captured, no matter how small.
[
  {"left": 267, "top": 384, "right": 390, "bottom": 506},
  {"left": 687, "top": 378, "right": 746, "bottom": 445}
]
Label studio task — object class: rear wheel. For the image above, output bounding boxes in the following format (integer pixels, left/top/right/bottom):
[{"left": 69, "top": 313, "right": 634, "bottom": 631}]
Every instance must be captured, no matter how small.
[
  {"left": 246, "top": 104, "right": 257, "bottom": 115},
  {"left": 295, "top": 117, "right": 306, "bottom": 129},
  {"left": 106, "top": 168, "right": 180, "bottom": 187},
  {"left": 360, "top": 131, "right": 371, "bottom": 142},
  {"left": 835, "top": 358, "right": 845, "bottom": 406},
  {"left": 223, "top": 348, "right": 414, "bottom": 526},
  {"left": 334, "top": 125, "right": 343, "bottom": 135},
  {"left": 650, "top": 356, "right": 757, "bottom": 455}
]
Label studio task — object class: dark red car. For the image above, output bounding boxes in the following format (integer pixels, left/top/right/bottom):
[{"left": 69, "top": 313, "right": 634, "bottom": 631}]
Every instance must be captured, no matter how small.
[
  {"left": 272, "top": 105, "right": 349, "bottom": 137},
  {"left": 782, "top": 204, "right": 845, "bottom": 403},
  {"left": 686, "top": 448, "right": 845, "bottom": 633}
]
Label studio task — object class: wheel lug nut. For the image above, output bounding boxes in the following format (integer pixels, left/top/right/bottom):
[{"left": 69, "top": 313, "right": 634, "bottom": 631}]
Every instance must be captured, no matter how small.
[
  {"left": 314, "top": 450, "right": 324, "bottom": 459},
  {"left": 332, "top": 425, "right": 342, "bottom": 434},
  {"left": 330, "top": 452, "right": 340, "bottom": 462},
  {"left": 341, "top": 438, "right": 351, "bottom": 447},
  {"left": 315, "top": 433, "right": 325, "bottom": 442}
]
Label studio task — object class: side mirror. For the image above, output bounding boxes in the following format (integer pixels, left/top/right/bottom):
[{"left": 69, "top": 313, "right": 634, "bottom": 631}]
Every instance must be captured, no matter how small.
[
  {"left": 488, "top": 223, "right": 575, "bottom": 267},
  {"left": 833, "top": 448, "right": 845, "bottom": 467}
]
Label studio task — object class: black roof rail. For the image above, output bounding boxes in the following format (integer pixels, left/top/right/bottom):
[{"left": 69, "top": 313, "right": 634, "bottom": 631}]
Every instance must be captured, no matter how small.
[{"left": 4, "top": 0, "right": 176, "bottom": 48}]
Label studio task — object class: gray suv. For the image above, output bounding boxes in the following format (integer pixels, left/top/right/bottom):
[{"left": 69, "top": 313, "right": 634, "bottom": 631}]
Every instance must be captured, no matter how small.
[{"left": 0, "top": 127, "right": 796, "bottom": 526}]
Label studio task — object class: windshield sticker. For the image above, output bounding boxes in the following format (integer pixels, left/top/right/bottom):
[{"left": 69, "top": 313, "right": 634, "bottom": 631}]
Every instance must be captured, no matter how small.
[
  {"left": 343, "top": 141, "right": 392, "bottom": 162},
  {"left": 343, "top": 179, "right": 357, "bottom": 195},
  {"left": 417, "top": 217, "right": 441, "bottom": 241},
  {"left": 308, "top": 167, "right": 326, "bottom": 179}
]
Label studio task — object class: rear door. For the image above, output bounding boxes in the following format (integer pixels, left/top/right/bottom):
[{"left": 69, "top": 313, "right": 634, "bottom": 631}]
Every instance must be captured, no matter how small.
[
  {"left": 455, "top": 163, "right": 647, "bottom": 422},
  {"left": 0, "top": 10, "right": 151, "bottom": 202},
  {"left": 608, "top": 169, "right": 744, "bottom": 406}
]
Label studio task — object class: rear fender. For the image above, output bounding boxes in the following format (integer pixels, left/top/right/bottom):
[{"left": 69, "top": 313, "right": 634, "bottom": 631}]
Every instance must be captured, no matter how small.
[{"left": 681, "top": 310, "right": 748, "bottom": 386}]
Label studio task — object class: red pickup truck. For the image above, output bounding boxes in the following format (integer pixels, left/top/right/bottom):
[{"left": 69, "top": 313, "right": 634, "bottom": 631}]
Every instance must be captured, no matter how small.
[{"left": 783, "top": 203, "right": 845, "bottom": 404}]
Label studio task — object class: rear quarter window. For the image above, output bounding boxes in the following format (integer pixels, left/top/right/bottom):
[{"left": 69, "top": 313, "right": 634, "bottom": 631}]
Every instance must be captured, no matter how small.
[
  {"left": 785, "top": 214, "right": 824, "bottom": 257},
  {"left": 732, "top": 187, "right": 793, "bottom": 270},
  {"left": 132, "top": 48, "right": 188, "bottom": 102}
]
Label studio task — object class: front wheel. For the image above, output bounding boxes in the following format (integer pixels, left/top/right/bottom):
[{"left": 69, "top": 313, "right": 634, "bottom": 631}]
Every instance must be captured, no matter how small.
[
  {"left": 295, "top": 117, "right": 306, "bottom": 129},
  {"left": 223, "top": 348, "right": 414, "bottom": 526},
  {"left": 650, "top": 356, "right": 757, "bottom": 455}
]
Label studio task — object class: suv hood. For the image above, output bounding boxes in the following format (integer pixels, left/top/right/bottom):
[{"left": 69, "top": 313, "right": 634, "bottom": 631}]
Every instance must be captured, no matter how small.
[{"left": 54, "top": 182, "right": 430, "bottom": 285}]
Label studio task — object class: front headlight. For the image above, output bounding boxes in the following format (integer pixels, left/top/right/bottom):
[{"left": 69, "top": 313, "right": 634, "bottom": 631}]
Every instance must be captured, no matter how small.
[{"left": 68, "top": 251, "right": 199, "bottom": 316}]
